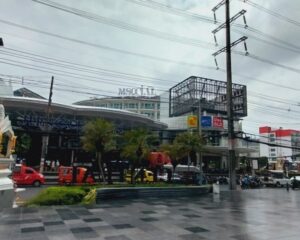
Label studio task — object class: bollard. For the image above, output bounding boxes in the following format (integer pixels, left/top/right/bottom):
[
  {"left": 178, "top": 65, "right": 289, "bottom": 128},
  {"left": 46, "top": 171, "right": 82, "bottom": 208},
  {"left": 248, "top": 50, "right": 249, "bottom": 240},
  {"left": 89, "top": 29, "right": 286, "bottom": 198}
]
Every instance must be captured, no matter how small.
[{"left": 213, "top": 181, "right": 220, "bottom": 194}]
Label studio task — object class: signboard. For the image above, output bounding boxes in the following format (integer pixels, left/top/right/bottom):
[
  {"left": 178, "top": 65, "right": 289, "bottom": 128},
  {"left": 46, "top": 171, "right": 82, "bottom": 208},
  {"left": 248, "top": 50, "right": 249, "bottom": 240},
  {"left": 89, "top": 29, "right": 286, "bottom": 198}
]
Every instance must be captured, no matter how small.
[
  {"left": 213, "top": 116, "right": 224, "bottom": 128},
  {"left": 118, "top": 85, "right": 155, "bottom": 96},
  {"left": 252, "top": 160, "right": 258, "bottom": 170},
  {"left": 201, "top": 116, "right": 212, "bottom": 128},
  {"left": 187, "top": 115, "right": 198, "bottom": 128}
]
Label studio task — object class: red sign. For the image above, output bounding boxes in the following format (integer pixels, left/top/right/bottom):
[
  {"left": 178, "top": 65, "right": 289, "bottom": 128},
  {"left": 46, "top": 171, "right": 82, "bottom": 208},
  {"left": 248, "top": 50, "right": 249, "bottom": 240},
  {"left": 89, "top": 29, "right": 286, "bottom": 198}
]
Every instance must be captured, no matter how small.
[{"left": 213, "top": 117, "right": 223, "bottom": 128}]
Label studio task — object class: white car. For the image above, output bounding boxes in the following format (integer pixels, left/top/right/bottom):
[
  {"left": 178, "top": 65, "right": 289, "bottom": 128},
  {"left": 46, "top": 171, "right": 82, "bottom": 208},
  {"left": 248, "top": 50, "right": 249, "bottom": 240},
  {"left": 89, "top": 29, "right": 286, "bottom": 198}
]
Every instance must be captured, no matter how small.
[
  {"left": 157, "top": 173, "right": 182, "bottom": 183},
  {"left": 262, "top": 175, "right": 290, "bottom": 187},
  {"left": 261, "top": 170, "right": 291, "bottom": 187}
]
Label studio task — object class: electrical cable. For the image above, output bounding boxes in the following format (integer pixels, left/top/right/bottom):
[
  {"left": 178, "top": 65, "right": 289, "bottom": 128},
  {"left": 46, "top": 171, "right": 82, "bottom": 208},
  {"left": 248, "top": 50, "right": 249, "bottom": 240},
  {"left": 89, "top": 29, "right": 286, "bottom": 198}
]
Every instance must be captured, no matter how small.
[
  {"left": 241, "top": 0, "right": 300, "bottom": 28},
  {"left": 31, "top": 0, "right": 216, "bottom": 50}
]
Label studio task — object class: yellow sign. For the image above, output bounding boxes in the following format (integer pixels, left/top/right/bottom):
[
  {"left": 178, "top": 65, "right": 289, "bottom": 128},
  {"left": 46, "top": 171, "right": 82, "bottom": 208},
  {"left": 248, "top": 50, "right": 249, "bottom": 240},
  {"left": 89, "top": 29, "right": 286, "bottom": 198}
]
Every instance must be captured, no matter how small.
[{"left": 187, "top": 115, "right": 198, "bottom": 128}]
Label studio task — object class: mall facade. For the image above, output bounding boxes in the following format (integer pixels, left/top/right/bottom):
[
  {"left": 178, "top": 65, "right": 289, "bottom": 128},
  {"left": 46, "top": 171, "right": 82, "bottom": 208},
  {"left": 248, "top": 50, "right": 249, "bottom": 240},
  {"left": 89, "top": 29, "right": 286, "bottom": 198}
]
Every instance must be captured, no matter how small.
[
  {"left": 0, "top": 92, "right": 166, "bottom": 168},
  {"left": 0, "top": 77, "right": 257, "bottom": 172}
]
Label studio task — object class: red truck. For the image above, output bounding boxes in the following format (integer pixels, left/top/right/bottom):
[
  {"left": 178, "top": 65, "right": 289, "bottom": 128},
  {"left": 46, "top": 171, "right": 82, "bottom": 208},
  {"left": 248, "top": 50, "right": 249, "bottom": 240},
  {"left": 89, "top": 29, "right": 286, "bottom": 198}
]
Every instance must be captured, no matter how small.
[
  {"left": 58, "top": 166, "right": 95, "bottom": 185},
  {"left": 12, "top": 164, "right": 45, "bottom": 187}
]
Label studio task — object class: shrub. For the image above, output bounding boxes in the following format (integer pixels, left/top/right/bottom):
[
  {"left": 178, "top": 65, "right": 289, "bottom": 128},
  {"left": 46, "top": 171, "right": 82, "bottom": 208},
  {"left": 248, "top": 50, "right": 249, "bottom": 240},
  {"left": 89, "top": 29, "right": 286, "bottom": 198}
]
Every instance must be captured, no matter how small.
[{"left": 25, "top": 186, "right": 91, "bottom": 206}]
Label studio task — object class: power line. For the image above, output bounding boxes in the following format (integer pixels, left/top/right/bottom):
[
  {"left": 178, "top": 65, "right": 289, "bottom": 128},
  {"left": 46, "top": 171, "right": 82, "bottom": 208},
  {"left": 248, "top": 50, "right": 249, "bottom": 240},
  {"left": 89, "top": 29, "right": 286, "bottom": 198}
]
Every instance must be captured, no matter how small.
[
  {"left": 126, "top": 0, "right": 300, "bottom": 53},
  {"left": 2, "top": 50, "right": 295, "bottom": 115},
  {"left": 2, "top": 43, "right": 300, "bottom": 99},
  {"left": 125, "top": 0, "right": 215, "bottom": 23},
  {"left": 0, "top": 50, "right": 300, "bottom": 112},
  {"left": 238, "top": 133, "right": 300, "bottom": 151},
  {"left": 2, "top": 18, "right": 300, "bottom": 93},
  {"left": 248, "top": 92, "right": 300, "bottom": 106},
  {"left": 241, "top": 0, "right": 300, "bottom": 28},
  {"left": 0, "top": 47, "right": 181, "bottom": 86},
  {"left": 0, "top": 20, "right": 218, "bottom": 70},
  {"left": 1, "top": 57, "right": 300, "bottom": 117},
  {"left": 234, "top": 50, "right": 300, "bottom": 75},
  {"left": 31, "top": 0, "right": 300, "bottom": 75},
  {"left": 2, "top": 75, "right": 300, "bottom": 117},
  {"left": 232, "top": 28, "right": 300, "bottom": 55},
  {"left": 31, "top": 0, "right": 215, "bottom": 50}
]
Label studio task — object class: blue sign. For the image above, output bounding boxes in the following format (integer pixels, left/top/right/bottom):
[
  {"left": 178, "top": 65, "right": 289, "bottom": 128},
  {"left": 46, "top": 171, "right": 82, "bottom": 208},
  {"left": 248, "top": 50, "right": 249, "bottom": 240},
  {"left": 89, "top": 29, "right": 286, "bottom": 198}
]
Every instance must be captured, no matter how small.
[{"left": 201, "top": 116, "right": 212, "bottom": 127}]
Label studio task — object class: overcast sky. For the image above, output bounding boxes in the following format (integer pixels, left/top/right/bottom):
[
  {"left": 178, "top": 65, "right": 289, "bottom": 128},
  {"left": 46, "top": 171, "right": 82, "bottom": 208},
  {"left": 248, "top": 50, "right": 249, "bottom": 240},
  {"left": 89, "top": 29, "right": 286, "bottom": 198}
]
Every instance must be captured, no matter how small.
[{"left": 0, "top": 0, "right": 300, "bottom": 135}]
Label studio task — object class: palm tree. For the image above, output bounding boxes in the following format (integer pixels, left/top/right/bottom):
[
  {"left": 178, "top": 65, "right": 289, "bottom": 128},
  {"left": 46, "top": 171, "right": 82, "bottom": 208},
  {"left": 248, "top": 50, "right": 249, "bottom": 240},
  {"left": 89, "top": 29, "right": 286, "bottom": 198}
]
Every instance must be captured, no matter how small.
[
  {"left": 121, "top": 128, "right": 158, "bottom": 184},
  {"left": 173, "top": 131, "right": 204, "bottom": 167},
  {"left": 161, "top": 132, "right": 204, "bottom": 177},
  {"left": 81, "top": 118, "right": 115, "bottom": 183}
]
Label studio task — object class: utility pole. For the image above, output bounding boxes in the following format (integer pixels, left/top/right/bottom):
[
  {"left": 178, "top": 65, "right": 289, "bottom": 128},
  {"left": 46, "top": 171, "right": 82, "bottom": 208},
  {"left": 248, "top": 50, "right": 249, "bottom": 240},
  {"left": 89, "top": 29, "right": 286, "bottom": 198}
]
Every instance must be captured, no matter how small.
[
  {"left": 40, "top": 76, "right": 54, "bottom": 173},
  {"left": 225, "top": 0, "right": 236, "bottom": 190},
  {"left": 212, "top": 1, "right": 249, "bottom": 190},
  {"left": 197, "top": 98, "right": 203, "bottom": 172}
]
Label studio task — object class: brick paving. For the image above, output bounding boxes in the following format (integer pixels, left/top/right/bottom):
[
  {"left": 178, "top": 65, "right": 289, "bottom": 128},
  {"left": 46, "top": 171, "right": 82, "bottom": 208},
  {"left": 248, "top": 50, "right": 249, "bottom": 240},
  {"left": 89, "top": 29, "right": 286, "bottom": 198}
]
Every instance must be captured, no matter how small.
[{"left": 1, "top": 189, "right": 299, "bottom": 240}]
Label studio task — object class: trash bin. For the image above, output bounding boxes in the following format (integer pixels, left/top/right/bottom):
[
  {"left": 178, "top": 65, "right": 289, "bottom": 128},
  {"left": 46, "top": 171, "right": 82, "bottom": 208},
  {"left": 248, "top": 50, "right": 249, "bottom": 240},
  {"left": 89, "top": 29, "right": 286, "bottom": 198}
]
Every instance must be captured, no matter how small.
[{"left": 213, "top": 182, "right": 220, "bottom": 194}]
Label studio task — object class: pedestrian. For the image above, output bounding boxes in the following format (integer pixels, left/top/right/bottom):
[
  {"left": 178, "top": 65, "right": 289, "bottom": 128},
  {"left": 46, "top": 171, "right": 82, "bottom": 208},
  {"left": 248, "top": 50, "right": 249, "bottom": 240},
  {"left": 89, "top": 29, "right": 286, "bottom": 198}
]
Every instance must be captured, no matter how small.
[
  {"left": 51, "top": 160, "right": 55, "bottom": 172},
  {"left": 286, "top": 182, "right": 289, "bottom": 191},
  {"left": 292, "top": 176, "right": 297, "bottom": 190}
]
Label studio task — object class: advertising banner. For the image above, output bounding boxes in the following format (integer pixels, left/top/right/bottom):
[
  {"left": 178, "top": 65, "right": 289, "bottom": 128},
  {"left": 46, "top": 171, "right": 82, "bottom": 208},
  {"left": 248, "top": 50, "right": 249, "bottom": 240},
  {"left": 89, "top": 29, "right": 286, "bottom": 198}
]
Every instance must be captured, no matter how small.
[
  {"left": 187, "top": 115, "right": 198, "bottom": 128},
  {"left": 213, "top": 116, "right": 224, "bottom": 128},
  {"left": 201, "top": 116, "right": 212, "bottom": 128}
]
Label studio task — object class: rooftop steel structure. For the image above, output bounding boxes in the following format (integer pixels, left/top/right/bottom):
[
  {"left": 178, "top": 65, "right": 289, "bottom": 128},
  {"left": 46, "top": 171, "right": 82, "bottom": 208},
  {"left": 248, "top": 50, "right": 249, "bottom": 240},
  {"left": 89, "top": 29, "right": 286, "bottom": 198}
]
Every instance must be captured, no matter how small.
[{"left": 169, "top": 76, "right": 247, "bottom": 117}]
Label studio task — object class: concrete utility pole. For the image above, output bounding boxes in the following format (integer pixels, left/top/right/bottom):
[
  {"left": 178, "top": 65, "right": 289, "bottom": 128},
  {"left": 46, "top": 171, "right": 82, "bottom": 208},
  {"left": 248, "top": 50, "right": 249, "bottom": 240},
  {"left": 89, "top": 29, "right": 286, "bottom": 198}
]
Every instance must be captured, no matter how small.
[
  {"left": 197, "top": 99, "right": 203, "bottom": 171},
  {"left": 40, "top": 76, "right": 54, "bottom": 173},
  {"left": 212, "top": 0, "right": 249, "bottom": 190},
  {"left": 225, "top": 0, "right": 236, "bottom": 190}
]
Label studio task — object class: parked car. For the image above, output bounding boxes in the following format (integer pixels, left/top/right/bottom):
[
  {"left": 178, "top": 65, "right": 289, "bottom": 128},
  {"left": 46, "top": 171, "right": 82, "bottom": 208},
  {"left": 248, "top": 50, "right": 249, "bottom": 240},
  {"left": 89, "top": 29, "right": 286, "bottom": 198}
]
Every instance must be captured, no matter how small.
[
  {"left": 261, "top": 170, "right": 290, "bottom": 187},
  {"left": 58, "top": 166, "right": 95, "bottom": 185},
  {"left": 157, "top": 173, "right": 182, "bottom": 183},
  {"left": 12, "top": 164, "right": 45, "bottom": 187}
]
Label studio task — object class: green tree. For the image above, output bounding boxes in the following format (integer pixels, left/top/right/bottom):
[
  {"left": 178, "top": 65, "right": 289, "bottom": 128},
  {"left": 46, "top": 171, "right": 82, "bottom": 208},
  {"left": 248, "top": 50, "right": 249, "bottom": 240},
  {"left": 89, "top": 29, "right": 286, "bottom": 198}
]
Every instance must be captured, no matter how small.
[
  {"left": 173, "top": 132, "right": 204, "bottom": 167},
  {"left": 121, "top": 128, "right": 158, "bottom": 184},
  {"left": 15, "top": 133, "right": 31, "bottom": 158},
  {"left": 81, "top": 119, "right": 115, "bottom": 183}
]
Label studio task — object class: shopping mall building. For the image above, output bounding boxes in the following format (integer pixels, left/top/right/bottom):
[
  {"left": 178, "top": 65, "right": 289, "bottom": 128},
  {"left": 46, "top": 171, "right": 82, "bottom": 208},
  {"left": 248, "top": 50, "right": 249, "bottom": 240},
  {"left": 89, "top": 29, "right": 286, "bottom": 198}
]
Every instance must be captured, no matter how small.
[
  {"left": 0, "top": 83, "right": 166, "bottom": 167},
  {"left": 0, "top": 77, "right": 257, "bottom": 171}
]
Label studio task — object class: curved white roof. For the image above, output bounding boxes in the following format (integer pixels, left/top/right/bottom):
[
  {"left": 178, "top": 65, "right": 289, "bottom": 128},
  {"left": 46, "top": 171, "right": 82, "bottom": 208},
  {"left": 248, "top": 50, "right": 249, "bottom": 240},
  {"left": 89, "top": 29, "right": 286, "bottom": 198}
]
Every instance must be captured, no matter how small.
[{"left": 0, "top": 96, "right": 167, "bottom": 129}]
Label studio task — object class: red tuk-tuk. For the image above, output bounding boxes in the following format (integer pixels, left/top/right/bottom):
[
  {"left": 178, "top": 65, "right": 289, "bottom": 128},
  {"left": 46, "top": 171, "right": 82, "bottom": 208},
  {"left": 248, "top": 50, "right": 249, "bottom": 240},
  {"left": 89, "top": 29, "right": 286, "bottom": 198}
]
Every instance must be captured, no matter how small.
[{"left": 58, "top": 166, "right": 95, "bottom": 185}]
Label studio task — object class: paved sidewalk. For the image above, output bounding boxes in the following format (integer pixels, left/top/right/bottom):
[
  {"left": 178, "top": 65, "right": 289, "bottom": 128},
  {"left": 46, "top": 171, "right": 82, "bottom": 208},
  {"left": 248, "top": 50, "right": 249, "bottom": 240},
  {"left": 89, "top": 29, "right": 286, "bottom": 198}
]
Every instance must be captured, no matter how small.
[{"left": 0, "top": 189, "right": 299, "bottom": 240}]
